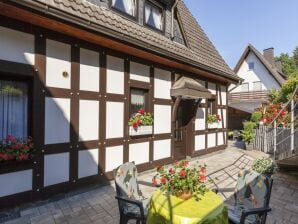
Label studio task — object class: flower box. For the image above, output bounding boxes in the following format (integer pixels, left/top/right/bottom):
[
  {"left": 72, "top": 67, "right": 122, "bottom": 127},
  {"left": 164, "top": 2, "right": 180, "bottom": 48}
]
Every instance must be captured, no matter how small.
[
  {"left": 129, "top": 125, "right": 153, "bottom": 136},
  {"left": 208, "top": 122, "right": 219, "bottom": 129}
]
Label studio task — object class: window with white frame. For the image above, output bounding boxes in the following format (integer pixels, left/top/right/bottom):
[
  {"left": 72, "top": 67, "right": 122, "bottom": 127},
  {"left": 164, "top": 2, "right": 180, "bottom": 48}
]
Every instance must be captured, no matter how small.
[
  {"left": 144, "top": 1, "right": 163, "bottom": 31},
  {"left": 253, "top": 81, "right": 262, "bottom": 91},
  {"left": 0, "top": 79, "right": 29, "bottom": 140},
  {"left": 111, "top": 0, "right": 136, "bottom": 17}
]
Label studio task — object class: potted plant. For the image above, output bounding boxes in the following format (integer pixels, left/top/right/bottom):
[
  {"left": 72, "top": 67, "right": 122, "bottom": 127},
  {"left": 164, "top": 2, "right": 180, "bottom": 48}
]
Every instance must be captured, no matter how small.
[
  {"left": 128, "top": 108, "right": 153, "bottom": 136},
  {"left": 240, "top": 121, "right": 256, "bottom": 150},
  {"left": 0, "top": 135, "right": 34, "bottom": 163},
  {"left": 251, "top": 158, "right": 277, "bottom": 178},
  {"left": 207, "top": 114, "right": 221, "bottom": 129},
  {"left": 152, "top": 160, "right": 208, "bottom": 200}
]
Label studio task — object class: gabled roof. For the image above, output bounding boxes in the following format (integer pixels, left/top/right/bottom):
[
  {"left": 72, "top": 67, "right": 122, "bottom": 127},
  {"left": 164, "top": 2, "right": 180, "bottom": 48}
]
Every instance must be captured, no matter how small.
[
  {"left": 234, "top": 44, "right": 285, "bottom": 86},
  {"left": 12, "top": 0, "right": 238, "bottom": 82}
]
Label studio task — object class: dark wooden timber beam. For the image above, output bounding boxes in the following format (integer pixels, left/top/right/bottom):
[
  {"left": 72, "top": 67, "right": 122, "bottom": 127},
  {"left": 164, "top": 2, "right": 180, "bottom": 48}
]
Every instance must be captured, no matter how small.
[{"left": 0, "top": 2, "right": 233, "bottom": 84}]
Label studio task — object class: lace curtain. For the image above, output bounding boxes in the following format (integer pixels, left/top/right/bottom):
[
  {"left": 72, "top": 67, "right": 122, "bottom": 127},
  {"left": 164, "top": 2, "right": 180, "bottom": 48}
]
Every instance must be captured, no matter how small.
[
  {"left": 112, "top": 0, "right": 136, "bottom": 16},
  {"left": 145, "top": 3, "right": 162, "bottom": 30},
  {"left": 131, "top": 89, "right": 145, "bottom": 114},
  {"left": 0, "top": 80, "right": 28, "bottom": 141}
]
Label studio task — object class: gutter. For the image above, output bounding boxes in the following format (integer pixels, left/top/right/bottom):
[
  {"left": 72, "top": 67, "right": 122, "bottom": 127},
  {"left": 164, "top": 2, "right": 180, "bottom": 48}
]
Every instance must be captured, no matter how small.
[{"left": 8, "top": 0, "right": 240, "bottom": 83}]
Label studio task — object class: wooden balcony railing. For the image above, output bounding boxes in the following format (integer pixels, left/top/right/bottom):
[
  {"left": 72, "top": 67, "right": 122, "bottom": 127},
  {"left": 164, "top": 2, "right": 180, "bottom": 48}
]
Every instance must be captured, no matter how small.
[{"left": 229, "top": 90, "right": 269, "bottom": 102}]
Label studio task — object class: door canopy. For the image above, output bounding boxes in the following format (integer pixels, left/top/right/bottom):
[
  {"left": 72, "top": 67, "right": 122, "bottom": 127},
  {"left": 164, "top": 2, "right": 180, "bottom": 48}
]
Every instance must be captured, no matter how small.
[{"left": 171, "top": 76, "right": 212, "bottom": 99}]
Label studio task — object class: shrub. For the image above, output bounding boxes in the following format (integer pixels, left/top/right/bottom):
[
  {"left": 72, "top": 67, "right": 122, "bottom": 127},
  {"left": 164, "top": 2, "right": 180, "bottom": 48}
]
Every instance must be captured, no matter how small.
[
  {"left": 241, "top": 121, "right": 256, "bottom": 144},
  {"left": 251, "top": 111, "right": 262, "bottom": 123},
  {"left": 251, "top": 158, "right": 277, "bottom": 175}
]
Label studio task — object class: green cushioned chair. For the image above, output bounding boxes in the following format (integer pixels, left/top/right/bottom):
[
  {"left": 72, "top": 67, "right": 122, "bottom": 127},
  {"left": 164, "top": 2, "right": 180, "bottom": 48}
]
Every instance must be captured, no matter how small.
[
  {"left": 114, "top": 162, "right": 149, "bottom": 224},
  {"left": 228, "top": 170, "right": 273, "bottom": 224}
]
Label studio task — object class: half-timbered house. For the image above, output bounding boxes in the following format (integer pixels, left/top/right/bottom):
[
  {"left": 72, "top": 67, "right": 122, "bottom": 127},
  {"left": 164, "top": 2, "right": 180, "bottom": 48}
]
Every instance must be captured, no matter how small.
[{"left": 0, "top": 0, "right": 240, "bottom": 207}]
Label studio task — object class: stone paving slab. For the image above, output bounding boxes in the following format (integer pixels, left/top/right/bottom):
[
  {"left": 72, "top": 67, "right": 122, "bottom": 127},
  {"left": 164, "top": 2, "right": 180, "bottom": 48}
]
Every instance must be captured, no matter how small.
[{"left": 2, "top": 144, "right": 298, "bottom": 224}]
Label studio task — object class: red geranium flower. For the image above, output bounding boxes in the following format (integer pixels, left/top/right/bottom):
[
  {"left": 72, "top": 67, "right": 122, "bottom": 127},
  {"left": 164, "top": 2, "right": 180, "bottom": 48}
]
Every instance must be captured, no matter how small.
[
  {"left": 169, "top": 168, "right": 175, "bottom": 174},
  {"left": 216, "top": 115, "right": 222, "bottom": 121},
  {"left": 174, "top": 160, "right": 178, "bottom": 165},
  {"left": 200, "top": 167, "right": 207, "bottom": 173},
  {"left": 179, "top": 170, "right": 187, "bottom": 178},
  {"left": 160, "top": 177, "right": 167, "bottom": 184},
  {"left": 132, "top": 122, "right": 139, "bottom": 129},
  {"left": 199, "top": 174, "right": 206, "bottom": 182},
  {"left": 180, "top": 160, "right": 189, "bottom": 167},
  {"left": 138, "top": 108, "right": 145, "bottom": 115},
  {"left": 18, "top": 154, "right": 29, "bottom": 161}
]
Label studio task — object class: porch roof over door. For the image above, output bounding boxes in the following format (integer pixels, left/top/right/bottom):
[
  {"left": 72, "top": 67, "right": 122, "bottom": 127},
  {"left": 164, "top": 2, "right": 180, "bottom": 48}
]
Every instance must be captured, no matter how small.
[{"left": 170, "top": 76, "right": 213, "bottom": 99}]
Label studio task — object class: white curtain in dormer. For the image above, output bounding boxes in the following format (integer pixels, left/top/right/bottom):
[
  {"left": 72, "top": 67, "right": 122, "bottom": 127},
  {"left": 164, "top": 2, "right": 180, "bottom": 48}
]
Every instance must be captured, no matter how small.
[
  {"left": 112, "top": 0, "right": 135, "bottom": 16},
  {"left": 145, "top": 3, "right": 162, "bottom": 30}
]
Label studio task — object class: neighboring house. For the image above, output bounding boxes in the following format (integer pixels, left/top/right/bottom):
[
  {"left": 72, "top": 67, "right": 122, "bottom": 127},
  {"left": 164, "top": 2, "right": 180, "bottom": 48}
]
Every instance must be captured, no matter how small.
[
  {"left": 228, "top": 44, "right": 286, "bottom": 130},
  {"left": 0, "top": 0, "right": 239, "bottom": 207}
]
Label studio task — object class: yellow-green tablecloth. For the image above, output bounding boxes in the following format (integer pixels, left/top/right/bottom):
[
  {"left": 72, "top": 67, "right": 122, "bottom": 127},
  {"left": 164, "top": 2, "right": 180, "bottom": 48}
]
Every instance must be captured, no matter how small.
[{"left": 147, "top": 189, "right": 228, "bottom": 224}]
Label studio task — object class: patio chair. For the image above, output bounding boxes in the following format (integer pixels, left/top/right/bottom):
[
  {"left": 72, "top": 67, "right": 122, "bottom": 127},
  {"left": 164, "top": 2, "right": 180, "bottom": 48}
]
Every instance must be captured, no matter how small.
[
  {"left": 228, "top": 170, "right": 273, "bottom": 224},
  {"left": 114, "top": 162, "right": 150, "bottom": 224}
]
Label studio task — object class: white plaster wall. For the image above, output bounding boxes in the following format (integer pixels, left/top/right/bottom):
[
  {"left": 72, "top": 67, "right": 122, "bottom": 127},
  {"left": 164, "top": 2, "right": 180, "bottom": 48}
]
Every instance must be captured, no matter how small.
[
  {"left": 217, "top": 109, "right": 223, "bottom": 129},
  {"left": 44, "top": 153, "right": 69, "bottom": 187},
  {"left": 80, "top": 48, "right": 99, "bottom": 92},
  {"left": 218, "top": 132, "right": 224, "bottom": 146},
  {"left": 106, "top": 55, "right": 124, "bottom": 94},
  {"left": 154, "top": 139, "right": 171, "bottom": 160},
  {"left": 45, "top": 97, "right": 70, "bottom": 144},
  {"left": 222, "top": 109, "right": 227, "bottom": 128},
  {"left": 195, "top": 135, "right": 205, "bottom": 151},
  {"left": 208, "top": 82, "right": 216, "bottom": 95},
  {"left": 130, "top": 61, "right": 150, "bottom": 82},
  {"left": 129, "top": 142, "right": 149, "bottom": 165},
  {"left": 232, "top": 51, "right": 280, "bottom": 92},
  {"left": 154, "top": 68, "right": 171, "bottom": 99},
  {"left": 105, "top": 145, "right": 123, "bottom": 172},
  {"left": 207, "top": 133, "right": 216, "bottom": 148},
  {"left": 154, "top": 105, "right": 171, "bottom": 134},
  {"left": 219, "top": 85, "right": 227, "bottom": 105},
  {"left": 46, "top": 39, "right": 71, "bottom": 89},
  {"left": 106, "top": 102, "right": 124, "bottom": 139},
  {"left": 195, "top": 107, "right": 205, "bottom": 130},
  {"left": 0, "top": 170, "right": 32, "bottom": 197},
  {"left": 79, "top": 100, "right": 99, "bottom": 141},
  {"left": 0, "top": 26, "right": 34, "bottom": 65},
  {"left": 78, "top": 149, "right": 99, "bottom": 178}
]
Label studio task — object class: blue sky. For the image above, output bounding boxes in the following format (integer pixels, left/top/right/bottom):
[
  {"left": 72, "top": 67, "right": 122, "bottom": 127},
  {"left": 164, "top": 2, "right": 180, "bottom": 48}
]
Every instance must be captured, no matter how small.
[{"left": 184, "top": 0, "right": 298, "bottom": 68}]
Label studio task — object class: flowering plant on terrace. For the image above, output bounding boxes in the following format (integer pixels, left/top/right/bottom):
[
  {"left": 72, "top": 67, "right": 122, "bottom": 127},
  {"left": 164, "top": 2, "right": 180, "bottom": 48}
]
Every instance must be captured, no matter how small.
[
  {"left": 128, "top": 108, "right": 153, "bottom": 129},
  {"left": 0, "top": 135, "right": 34, "bottom": 162},
  {"left": 207, "top": 114, "right": 221, "bottom": 124},
  {"left": 152, "top": 160, "right": 208, "bottom": 200}
]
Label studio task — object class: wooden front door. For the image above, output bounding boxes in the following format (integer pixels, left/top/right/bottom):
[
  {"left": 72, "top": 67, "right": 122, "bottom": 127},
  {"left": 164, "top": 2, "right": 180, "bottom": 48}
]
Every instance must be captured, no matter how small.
[{"left": 174, "top": 100, "right": 195, "bottom": 161}]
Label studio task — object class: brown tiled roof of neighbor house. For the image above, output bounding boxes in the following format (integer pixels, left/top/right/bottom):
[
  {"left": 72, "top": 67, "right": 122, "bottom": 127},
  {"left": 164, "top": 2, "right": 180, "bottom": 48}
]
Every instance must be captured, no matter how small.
[
  {"left": 13, "top": 0, "right": 238, "bottom": 81},
  {"left": 234, "top": 44, "right": 286, "bottom": 86}
]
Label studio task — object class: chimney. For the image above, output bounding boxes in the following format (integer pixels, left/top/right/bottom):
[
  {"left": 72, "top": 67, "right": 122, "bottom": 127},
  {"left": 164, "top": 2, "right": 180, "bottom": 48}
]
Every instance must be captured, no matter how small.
[{"left": 263, "top": 48, "right": 275, "bottom": 67}]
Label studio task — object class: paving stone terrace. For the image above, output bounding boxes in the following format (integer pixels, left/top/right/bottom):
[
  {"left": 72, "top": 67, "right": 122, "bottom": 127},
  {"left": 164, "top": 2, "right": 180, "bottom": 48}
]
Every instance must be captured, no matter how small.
[{"left": 1, "top": 144, "right": 298, "bottom": 224}]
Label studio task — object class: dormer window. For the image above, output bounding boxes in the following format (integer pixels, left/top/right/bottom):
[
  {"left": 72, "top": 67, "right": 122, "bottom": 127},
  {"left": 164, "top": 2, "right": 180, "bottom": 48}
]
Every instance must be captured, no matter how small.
[
  {"left": 145, "top": 1, "right": 163, "bottom": 31},
  {"left": 111, "top": 0, "right": 137, "bottom": 17}
]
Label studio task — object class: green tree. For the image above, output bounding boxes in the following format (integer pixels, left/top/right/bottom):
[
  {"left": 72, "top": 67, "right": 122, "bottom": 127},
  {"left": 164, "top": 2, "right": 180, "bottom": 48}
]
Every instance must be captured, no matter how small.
[{"left": 269, "top": 46, "right": 298, "bottom": 103}]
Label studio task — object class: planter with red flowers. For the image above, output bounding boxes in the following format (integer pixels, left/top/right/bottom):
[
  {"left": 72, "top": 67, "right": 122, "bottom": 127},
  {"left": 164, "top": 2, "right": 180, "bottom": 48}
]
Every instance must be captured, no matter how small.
[
  {"left": 152, "top": 160, "right": 208, "bottom": 200},
  {"left": 128, "top": 108, "right": 153, "bottom": 136},
  {"left": 207, "top": 114, "right": 221, "bottom": 129},
  {"left": 0, "top": 135, "right": 35, "bottom": 166}
]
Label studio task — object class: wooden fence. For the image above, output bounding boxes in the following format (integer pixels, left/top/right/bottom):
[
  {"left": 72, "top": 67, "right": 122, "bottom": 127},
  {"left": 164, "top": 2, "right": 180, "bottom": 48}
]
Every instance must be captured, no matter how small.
[{"left": 253, "top": 126, "right": 298, "bottom": 160}]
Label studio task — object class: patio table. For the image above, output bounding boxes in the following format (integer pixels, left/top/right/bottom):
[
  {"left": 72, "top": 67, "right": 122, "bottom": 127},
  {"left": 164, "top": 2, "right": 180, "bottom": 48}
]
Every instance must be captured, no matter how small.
[{"left": 147, "top": 189, "right": 228, "bottom": 224}]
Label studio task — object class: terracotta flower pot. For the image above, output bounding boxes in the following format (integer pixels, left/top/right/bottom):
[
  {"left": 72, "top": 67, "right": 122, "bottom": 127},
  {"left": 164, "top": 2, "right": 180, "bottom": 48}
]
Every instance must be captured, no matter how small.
[{"left": 176, "top": 191, "right": 192, "bottom": 200}]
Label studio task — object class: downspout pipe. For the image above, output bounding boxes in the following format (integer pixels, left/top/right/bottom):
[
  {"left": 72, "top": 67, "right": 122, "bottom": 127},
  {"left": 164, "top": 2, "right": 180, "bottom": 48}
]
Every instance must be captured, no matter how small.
[{"left": 171, "top": 0, "right": 179, "bottom": 39}]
